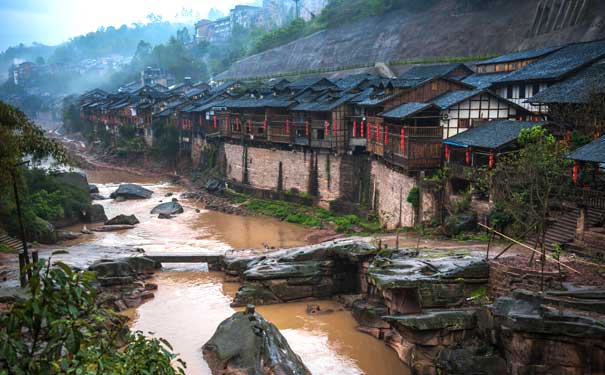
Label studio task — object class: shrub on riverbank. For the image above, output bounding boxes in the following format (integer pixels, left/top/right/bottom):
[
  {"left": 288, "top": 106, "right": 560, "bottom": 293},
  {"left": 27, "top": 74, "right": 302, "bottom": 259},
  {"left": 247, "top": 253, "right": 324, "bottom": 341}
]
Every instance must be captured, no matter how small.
[
  {"left": 238, "top": 195, "right": 381, "bottom": 234},
  {"left": 0, "top": 259, "right": 185, "bottom": 374}
]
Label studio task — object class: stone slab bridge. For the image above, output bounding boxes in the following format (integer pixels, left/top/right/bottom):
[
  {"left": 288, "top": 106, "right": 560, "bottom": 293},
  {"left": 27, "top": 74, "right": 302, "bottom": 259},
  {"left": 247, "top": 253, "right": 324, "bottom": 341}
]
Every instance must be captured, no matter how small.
[{"left": 145, "top": 253, "right": 225, "bottom": 271}]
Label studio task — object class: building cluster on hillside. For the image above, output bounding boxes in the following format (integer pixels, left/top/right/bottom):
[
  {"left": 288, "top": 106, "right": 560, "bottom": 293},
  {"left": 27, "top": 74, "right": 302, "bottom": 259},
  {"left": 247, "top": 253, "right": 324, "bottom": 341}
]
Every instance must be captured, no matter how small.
[
  {"left": 79, "top": 39, "right": 605, "bottom": 256},
  {"left": 195, "top": 0, "right": 327, "bottom": 43}
]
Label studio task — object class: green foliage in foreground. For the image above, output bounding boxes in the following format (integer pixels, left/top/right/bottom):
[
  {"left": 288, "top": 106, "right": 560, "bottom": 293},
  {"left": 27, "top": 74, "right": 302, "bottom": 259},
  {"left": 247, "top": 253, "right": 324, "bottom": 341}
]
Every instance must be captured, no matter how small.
[
  {"left": 0, "top": 259, "right": 185, "bottom": 375},
  {"left": 239, "top": 195, "right": 382, "bottom": 234}
]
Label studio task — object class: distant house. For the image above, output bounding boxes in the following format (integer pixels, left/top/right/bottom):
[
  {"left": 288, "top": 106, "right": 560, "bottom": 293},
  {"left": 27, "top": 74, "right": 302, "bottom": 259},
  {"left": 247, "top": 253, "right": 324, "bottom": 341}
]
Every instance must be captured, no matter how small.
[
  {"left": 141, "top": 67, "right": 175, "bottom": 88},
  {"left": 194, "top": 19, "right": 213, "bottom": 42}
]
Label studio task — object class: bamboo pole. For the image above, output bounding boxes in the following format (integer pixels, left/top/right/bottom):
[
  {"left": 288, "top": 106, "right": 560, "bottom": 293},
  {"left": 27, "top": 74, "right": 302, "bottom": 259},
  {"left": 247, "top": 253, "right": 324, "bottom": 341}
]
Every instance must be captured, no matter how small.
[{"left": 478, "top": 223, "right": 580, "bottom": 274}]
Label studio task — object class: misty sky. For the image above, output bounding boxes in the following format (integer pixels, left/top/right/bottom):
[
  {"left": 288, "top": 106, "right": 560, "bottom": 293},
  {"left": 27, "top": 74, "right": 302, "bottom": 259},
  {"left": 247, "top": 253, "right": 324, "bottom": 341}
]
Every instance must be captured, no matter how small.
[{"left": 0, "top": 0, "right": 257, "bottom": 51}]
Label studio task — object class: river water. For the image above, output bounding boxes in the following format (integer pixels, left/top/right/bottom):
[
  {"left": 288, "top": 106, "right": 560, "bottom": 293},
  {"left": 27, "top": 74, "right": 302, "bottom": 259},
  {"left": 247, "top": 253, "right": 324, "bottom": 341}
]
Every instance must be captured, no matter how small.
[{"left": 20, "top": 169, "right": 409, "bottom": 375}]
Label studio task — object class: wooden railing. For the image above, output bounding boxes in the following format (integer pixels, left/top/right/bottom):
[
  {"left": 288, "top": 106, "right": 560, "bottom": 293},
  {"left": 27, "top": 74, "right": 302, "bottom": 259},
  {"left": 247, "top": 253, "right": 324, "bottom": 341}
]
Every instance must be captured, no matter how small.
[{"left": 580, "top": 188, "right": 605, "bottom": 209}]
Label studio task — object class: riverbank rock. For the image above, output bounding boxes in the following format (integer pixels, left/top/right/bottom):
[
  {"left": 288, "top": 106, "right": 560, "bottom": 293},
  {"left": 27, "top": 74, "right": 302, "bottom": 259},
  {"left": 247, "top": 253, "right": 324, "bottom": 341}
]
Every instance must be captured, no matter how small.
[
  {"left": 83, "top": 204, "right": 108, "bottom": 223},
  {"left": 89, "top": 184, "right": 99, "bottom": 194},
  {"left": 202, "top": 306, "right": 311, "bottom": 375},
  {"left": 150, "top": 202, "right": 184, "bottom": 215},
  {"left": 57, "top": 231, "right": 83, "bottom": 241},
  {"left": 227, "top": 239, "right": 378, "bottom": 307},
  {"left": 92, "top": 225, "right": 135, "bottom": 232},
  {"left": 89, "top": 257, "right": 161, "bottom": 310},
  {"left": 91, "top": 193, "right": 107, "bottom": 200},
  {"left": 105, "top": 214, "right": 140, "bottom": 226},
  {"left": 488, "top": 290, "right": 605, "bottom": 375},
  {"left": 110, "top": 184, "right": 153, "bottom": 200},
  {"left": 29, "top": 216, "right": 57, "bottom": 244}
]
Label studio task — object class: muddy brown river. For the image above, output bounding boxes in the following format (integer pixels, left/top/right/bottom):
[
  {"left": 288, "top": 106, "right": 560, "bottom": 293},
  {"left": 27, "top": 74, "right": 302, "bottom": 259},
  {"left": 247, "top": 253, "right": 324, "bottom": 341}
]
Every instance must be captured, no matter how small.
[{"left": 15, "top": 169, "right": 409, "bottom": 375}]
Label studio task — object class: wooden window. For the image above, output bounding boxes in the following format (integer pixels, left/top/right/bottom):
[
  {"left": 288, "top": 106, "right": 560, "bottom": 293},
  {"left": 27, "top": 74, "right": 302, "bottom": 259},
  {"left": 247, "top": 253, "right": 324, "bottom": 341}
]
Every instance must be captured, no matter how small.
[
  {"left": 519, "top": 85, "right": 526, "bottom": 99},
  {"left": 459, "top": 119, "right": 470, "bottom": 129},
  {"left": 317, "top": 129, "right": 325, "bottom": 140}
]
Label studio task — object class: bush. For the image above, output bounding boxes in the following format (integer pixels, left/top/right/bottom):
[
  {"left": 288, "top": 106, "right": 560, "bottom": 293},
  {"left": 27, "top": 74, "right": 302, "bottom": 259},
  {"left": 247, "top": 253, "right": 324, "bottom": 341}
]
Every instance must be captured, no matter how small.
[{"left": 0, "top": 260, "right": 185, "bottom": 374}]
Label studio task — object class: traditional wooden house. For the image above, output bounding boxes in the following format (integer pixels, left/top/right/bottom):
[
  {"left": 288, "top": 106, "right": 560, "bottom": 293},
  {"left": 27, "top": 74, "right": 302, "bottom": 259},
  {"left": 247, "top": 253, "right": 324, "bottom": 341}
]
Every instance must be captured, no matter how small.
[
  {"left": 442, "top": 120, "right": 550, "bottom": 183},
  {"left": 398, "top": 63, "right": 473, "bottom": 81},
  {"left": 378, "top": 103, "right": 443, "bottom": 172},
  {"left": 431, "top": 88, "right": 532, "bottom": 139},
  {"left": 491, "top": 40, "right": 605, "bottom": 114},
  {"left": 528, "top": 63, "right": 605, "bottom": 138}
]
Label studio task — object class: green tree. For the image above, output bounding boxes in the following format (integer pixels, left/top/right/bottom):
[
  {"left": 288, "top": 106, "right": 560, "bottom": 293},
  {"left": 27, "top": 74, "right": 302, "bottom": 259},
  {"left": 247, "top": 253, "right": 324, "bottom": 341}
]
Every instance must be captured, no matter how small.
[
  {"left": 0, "top": 259, "right": 185, "bottom": 374},
  {"left": 489, "top": 126, "right": 575, "bottom": 262}
]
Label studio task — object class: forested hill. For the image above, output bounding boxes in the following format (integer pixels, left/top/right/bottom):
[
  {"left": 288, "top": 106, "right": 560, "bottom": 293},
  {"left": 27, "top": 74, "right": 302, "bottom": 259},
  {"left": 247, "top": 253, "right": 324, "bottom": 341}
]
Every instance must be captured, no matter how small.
[
  {"left": 216, "top": 0, "right": 605, "bottom": 80},
  {"left": 0, "top": 21, "right": 186, "bottom": 76}
]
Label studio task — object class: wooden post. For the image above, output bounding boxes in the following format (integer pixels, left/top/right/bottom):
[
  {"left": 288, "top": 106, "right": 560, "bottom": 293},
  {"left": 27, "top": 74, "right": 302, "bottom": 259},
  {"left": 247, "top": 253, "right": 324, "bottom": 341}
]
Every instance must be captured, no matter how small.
[
  {"left": 486, "top": 231, "right": 494, "bottom": 260},
  {"left": 32, "top": 250, "right": 39, "bottom": 264},
  {"left": 11, "top": 169, "right": 31, "bottom": 280},
  {"left": 18, "top": 252, "right": 26, "bottom": 287}
]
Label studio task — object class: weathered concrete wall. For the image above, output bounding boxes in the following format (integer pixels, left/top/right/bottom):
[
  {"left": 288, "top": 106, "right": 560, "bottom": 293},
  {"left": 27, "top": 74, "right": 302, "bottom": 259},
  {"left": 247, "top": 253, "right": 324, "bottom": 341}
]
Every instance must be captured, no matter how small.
[
  {"left": 370, "top": 161, "right": 417, "bottom": 229},
  {"left": 223, "top": 143, "right": 342, "bottom": 205}
]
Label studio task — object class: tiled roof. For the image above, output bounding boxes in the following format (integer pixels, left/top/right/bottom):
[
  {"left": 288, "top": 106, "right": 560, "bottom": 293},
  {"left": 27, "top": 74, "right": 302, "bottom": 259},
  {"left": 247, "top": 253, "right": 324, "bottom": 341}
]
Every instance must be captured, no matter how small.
[
  {"left": 477, "top": 47, "right": 561, "bottom": 65},
  {"left": 462, "top": 72, "right": 510, "bottom": 89},
  {"left": 567, "top": 136, "right": 605, "bottom": 163},
  {"left": 431, "top": 89, "right": 484, "bottom": 109},
  {"left": 528, "top": 63, "right": 605, "bottom": 104},
  {"left": 291, "top": 92, "right": 358, "bottom": 112},
  {"left": 387, "top": 78, "right": 429, "bottom": 89},
  {"left": 381, "top": 102, "right": 438, "bottom": 119},
  {"left": 398, "top": 63, "right": 472, "bottom": 80},
  {"left": 443, "top": 120, "right": 546, "bottom": 149},
  {"left": 496, "top": 40, "right": 605, "bottom": 84}
]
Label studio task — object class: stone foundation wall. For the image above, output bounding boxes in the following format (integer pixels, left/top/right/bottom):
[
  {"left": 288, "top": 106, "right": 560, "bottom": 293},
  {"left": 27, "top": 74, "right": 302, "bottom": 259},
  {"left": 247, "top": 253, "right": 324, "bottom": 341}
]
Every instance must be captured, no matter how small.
[
  {"left": 223, "top": 143, "right": 342, "bottom": 204},
  {"left": 370, "top": 161, "right": 417, "bottom": 229},
  {"left": 488, "top": 260, "right": 564, "bottom": 299},
  {"left": 191, "top": 137, "right": 206, "bottom": 166}
]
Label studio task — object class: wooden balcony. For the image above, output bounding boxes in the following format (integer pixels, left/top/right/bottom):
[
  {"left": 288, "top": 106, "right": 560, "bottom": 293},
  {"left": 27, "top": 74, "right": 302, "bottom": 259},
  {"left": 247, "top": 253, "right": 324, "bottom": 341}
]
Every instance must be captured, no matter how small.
[
  {"left": 580, "top": 188, "right": 605, "bottom": 209},
  {"left": 369, "top": 126, "right": 442, "bottom": 171}
]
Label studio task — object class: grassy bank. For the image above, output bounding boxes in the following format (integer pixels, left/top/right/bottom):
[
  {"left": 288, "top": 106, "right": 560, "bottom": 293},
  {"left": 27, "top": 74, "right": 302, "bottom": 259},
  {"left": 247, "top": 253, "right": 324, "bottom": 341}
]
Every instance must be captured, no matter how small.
[{"left": 228, "top": 192, "right": 382, "bottom": 235}]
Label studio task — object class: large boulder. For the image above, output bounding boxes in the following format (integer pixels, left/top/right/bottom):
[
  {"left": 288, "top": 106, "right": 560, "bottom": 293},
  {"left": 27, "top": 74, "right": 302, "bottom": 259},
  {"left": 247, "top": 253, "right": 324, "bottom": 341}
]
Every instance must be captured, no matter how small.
[
  {"left": 29, "top": 216, "right": 57, "bottom": 244},
  {"left": 150, "top": 202, "right": 184, "bottom": 215},
  {"left": 205, "top": 179, "right": 226, "bottom": 194},
  {"left": 89, "top": 184, "right": 99, "bottom": 194},
  {"left": 202, "top": 306, "right": 311, "bottom": 375},
  {"left": 88, "top": 257, "right": 160, "bottom": 287},
  {"left": 105, "top": 214, "right": 140, "bottom": 226},
  {"left": 110, "top": 184, "right": 153, "bottom": 200},
  {"left": 91, "top": 193, "right": 107, "bottom": 200},
  {"left": 443, "top": 211, "right": 478, "bottom": 237},
  {"left": 83, "top": 204, "right": 108, "bottom": 223}
]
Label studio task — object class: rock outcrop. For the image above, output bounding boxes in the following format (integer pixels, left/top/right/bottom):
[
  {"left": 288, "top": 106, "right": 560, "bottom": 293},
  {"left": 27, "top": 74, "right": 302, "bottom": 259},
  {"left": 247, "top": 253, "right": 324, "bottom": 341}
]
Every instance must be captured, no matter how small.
[
  {"left": 150, "top": 202, "right": 184, "bottom": 215},
  {"left": 105, "top": 214, "right": 140, "bottom": 226},
  {"left": 225, "top": 239, "right": 378, "bottom": 307},
  {"left": 202, "top": 306, "right": 311, "bottom": 375},
  {"left": 110, "top": 184, "right": 153, "bottom": 200},
  {"left": 83, "top": 204, "right": 108, "bottom": 223},
  {"left": 89, "top": 256, "right": 161, "bottom": 311}
]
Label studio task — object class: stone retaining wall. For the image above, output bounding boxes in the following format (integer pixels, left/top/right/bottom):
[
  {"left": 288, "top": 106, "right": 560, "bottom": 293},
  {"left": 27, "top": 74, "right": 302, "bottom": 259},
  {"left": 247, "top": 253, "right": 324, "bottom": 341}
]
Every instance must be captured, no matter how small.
[
  {"left": 370, "top": 161, "right": 418, "bottom": 229},
  {"left": 223, "top": 143, "right": 342, "bottom": 206},
  {"left": 488, "top": 260, "right": 564, "bottom": 298}
]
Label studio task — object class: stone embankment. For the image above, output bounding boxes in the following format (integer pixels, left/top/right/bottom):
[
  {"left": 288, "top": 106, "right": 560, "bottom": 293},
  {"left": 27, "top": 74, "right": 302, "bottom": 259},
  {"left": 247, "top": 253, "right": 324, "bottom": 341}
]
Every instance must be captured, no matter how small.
[{"left": 218, "top": 239, "right": 605, "bottom": 374}]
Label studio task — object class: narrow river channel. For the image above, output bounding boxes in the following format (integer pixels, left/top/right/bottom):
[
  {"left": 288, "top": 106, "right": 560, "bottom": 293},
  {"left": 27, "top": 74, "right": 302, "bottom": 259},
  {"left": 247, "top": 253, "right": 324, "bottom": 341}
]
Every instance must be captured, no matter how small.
[{"left": 36, "top": 169, "right": 409, "bottom": 375}]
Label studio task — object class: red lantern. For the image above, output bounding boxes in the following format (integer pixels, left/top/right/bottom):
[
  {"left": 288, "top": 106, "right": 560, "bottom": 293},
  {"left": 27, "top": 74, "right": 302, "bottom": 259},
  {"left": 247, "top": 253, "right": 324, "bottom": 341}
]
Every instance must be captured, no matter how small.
[
  {"left": 325, "top": 120, "right": 329, "bottom": 135},
  {"left": 360, "top": 121, "right": 364, "bottom": 138},
  {"left": 444, "top": 144, "right": 449, "bottom": 161},
  {"left": 465, "top": 148, "right": 471, "bottom": 165},
  {"left": 489, "top": 150, "right": 494, "bottom": 168},
  {"left": 305, "top": 120, "right": 309, "bottom": 136},
  {"left": 353, "top": 121, "right": 357, "bottom": 138},
  {"left": 401, "top": 128, "right": 405, "bottom": 152},
  {"left": 573, "top": 161, "right": 579, "bottom": 183},
  {"left": 367, "top": 123, "right": 372, "bottom": 140},
  {"left": 264, "top": 118, "right": 267, "bottom": 131},
  {"left": 333, "top": 120, "right": 337, "bottom": 137},
  {"left": 385, "top": 126, "right": 389, "bottom": 145}
]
